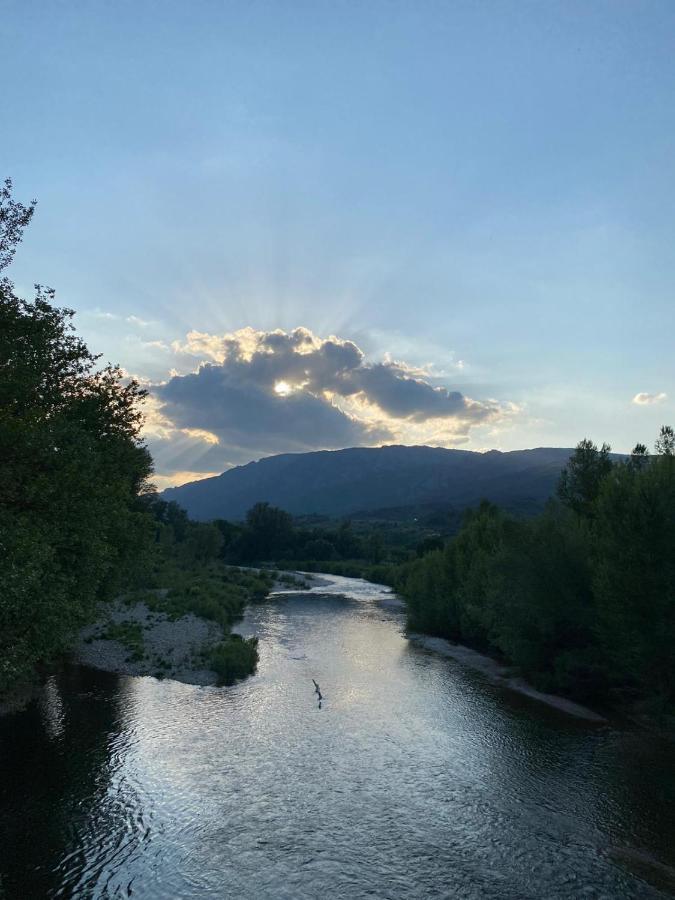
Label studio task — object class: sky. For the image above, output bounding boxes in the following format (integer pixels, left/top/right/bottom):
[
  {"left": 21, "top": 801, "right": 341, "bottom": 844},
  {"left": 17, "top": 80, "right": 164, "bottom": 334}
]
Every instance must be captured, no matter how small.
[{"left": 3, "top": 0, "right": 674, "bottom": 488}]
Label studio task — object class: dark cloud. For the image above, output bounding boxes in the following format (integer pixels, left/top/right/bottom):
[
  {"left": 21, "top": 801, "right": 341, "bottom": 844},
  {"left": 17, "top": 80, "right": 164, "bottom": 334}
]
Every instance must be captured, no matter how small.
[
  {"left": 156, "top": 363, "right": 387, "bottom": 450},
  {"left": 343, "top": 363, "right": 490, "bottom": 422},
  {"left": 150, "top": 327, "right": 502, "bottom": 474}
]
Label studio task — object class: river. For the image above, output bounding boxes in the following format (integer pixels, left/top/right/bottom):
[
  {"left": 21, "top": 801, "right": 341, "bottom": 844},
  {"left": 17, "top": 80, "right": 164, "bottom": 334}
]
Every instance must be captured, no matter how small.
[{"left": 1, "top": 575, "right": 674, "bottom": 899}]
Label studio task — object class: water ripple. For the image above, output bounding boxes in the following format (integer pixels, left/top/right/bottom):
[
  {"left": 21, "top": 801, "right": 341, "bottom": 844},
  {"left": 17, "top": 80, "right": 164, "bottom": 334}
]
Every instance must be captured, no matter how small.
[{"left": 1, "top": 576, "right": 674, "bottom": 898}]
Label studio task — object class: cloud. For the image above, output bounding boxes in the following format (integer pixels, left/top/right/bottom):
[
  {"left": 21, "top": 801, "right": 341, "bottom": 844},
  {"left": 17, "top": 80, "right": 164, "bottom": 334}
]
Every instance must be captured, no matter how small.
[
  {"left": 124, "top": 335, "right": 171, "bottom": 352},
  {"left": 632, "top": 392, "right": 667, "bottom": 406},
  {"left": 346, "top": 362, "right": 495, "bottom": 422},
  {"left": 89, "top": 309, "right": 119, "bottom": 320},
  {"left": 151, "top": 470, "right": 222, "bottom": 491},
  {"left": 86, "top": 310, "right": 154, "bottom": 327},
  {"left": 148, "top": 326, "right": 511, "bottom": 478}
]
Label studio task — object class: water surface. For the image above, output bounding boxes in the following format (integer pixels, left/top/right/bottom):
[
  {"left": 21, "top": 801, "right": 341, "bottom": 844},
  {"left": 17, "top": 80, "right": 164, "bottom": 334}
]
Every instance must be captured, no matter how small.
[{"left": 1, "top": 575, "right": 674, "bottom": 898}]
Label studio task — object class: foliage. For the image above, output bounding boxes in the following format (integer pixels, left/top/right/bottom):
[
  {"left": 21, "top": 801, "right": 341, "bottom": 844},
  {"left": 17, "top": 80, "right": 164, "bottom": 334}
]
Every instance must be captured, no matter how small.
[
  {"left": 0, "top": 178, "right": 35, "bottom": 270},
  {"left": 208, "top": 634, "right": 259, "bottom": 685},
  {"left": 232, "top": 501, "right": 294, "bottom": 561},
  {"left": 400, "top": 432, "right": 675, "bottom": 717},
  {"left": 212, "top": 500, "right": 447, "bottom": 572},
  {"left": 556, "top": 438, "right": 613, "bottom": 517},
  {"left": 0, "top": 180, "right": 154, "bottom": 693},
  {"left": 143, "top": 561, "right": 272, "bottom": 631},
  {"left": 121, "top": 499, "right": 271, "bottom": 682},
  {"left": 593, "top": 448, "right": 675, "bottom": 706}
]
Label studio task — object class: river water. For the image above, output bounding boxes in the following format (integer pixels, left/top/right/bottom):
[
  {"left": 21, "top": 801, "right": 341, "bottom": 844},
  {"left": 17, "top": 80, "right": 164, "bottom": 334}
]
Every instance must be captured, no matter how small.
[{"left": 1, "top": 575, "right": 674, "bottom": 899}]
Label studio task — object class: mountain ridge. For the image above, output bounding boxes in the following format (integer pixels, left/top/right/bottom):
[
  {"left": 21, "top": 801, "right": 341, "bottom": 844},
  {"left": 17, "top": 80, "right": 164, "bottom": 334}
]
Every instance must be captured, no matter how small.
[{"left": 160, "top": 444, "right": 581, "bottom": 521}]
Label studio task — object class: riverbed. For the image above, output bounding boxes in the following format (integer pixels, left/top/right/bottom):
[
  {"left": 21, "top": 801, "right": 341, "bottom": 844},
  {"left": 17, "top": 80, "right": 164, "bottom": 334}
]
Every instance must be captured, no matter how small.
[{"left": 0, "top": 574, "right": 673, "bottom": 898}]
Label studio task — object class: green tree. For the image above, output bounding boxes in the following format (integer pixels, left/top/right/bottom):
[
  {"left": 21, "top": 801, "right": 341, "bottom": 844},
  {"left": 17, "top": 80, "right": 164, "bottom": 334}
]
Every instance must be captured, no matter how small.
[
  {"left": 655, "top": 424, "right": 674, "bottom": 456},
  {"left": 0, "top": 178, "right": 35, "bottom": 270},
  {"left": 557, "top": 438, "right": 613, "bottom": 517},
  {"left": 416, "top": 535, "right": 444, "bottom": 558},
  {"left": 366, "top": 531, "right": 385, "bottom": 564},
  {"left": 182, "top": 522, "right": 224, "bottom": 563},
  {"left": 303, "top": 537, "right": 336, "bottom": 561},
  {"left": 239, "top": 502, "right": 293, "bottom": 561},
  {"left": 450, "top": 501, "right": 508, "bottom": 644},
  {"left": 399, "top": 428, "right": 675, "bottom": 719},
  {"left": 593, "top": 431, "right": 675, "bottom": 706},
  {"left": 628, "top": 442, "right": 649, "bottom": 472},
  {"left": 335, "top": 520, "right": 362, "bottom": 558},
  {"left": 403, "top": 547, "right": 457, "bottom": 636},
  {"left": 487, "top": 506, "right": 597, "bottom": 696},
  {"left": 0, "top": 180, "right": 154, "bottom": 692}
]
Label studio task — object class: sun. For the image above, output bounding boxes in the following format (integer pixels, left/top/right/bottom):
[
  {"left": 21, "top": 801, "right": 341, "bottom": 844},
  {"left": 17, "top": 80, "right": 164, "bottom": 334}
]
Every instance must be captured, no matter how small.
[{"left": 274, "top": 380, "right": 293, "bottom": 397}]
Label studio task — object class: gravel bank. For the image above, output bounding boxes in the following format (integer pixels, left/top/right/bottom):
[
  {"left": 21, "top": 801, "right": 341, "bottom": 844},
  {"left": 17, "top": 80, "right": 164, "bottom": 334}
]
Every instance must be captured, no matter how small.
[
  {"left": 75, "top": 593, "right": 224, "bottom": 686},
  {"left": 73, "top": 570, "right": 322, "bottom": 686}
]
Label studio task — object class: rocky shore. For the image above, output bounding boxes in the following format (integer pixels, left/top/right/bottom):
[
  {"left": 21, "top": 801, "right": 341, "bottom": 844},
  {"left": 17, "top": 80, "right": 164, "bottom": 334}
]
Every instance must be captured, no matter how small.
[{"left": 75, "top": 593, "right": 225, "bottom": 685}]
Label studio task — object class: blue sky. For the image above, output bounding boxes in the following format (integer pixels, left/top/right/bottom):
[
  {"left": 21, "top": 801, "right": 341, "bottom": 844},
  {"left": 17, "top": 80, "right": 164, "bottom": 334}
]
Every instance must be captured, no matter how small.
[{"left": 3, "top": 1, "right": 674, "bottom": 486}]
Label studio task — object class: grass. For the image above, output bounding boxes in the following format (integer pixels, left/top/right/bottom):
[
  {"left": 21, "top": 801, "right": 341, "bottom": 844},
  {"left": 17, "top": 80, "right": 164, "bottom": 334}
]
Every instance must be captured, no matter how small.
[
  {"left": 100, "top": 620, "right": 145, "bottom": 662},
  {"left": 138, "top": 563, "right": 273, "bottom": 631},
  {"left": 118, "top": 560, "right": 272, "bottom": 684}
]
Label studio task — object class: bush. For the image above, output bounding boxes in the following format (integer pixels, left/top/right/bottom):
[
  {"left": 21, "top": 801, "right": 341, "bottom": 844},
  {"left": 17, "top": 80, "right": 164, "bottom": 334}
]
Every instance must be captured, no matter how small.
[{"left": 209, "top": 635, "right": 259, "bottom": 684}]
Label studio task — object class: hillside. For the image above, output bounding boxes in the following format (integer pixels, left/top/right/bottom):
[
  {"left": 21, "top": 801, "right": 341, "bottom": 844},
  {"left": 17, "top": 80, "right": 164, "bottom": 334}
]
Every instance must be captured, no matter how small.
[{"left": 161, "top": 445, "right": 577, "bottom": 521}]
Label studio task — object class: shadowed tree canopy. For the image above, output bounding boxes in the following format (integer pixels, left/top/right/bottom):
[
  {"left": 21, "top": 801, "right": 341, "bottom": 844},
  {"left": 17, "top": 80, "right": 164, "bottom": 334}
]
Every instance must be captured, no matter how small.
[
  {"left": 0, "top": 178, "right": 35, "bottom": 272},
  {"left": 239, "top": 501, "right": 294, "bottom": 561},
  {"left": 0, "top": 180, "right": 154, "bottom": 692},
  {"left": 401, "top": 430, "right": 675, "bottom": 717},
  {"left": 557, "top": 438, "right": 613, "bottom": 518}
]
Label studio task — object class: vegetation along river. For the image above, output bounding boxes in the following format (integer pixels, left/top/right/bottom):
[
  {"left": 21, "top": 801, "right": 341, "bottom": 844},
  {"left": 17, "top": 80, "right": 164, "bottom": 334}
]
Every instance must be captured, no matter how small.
[{"left": 1, "top": 574, "right": 674, "bottom": 899}]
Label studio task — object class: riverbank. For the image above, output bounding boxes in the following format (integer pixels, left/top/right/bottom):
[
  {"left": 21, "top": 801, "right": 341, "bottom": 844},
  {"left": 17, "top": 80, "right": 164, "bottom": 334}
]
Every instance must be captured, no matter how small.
[
  {"left": 270, "top": 569, "right": 608, "bottom": 722},
  {"left": 72, "top": 568, "right": 324, "bottom": 686},
  {"left": 319, "top": 566, "right": 611, "bottom": 723},
  {"left": 408, "top": 633, "right": 607, "bottom": 722}
]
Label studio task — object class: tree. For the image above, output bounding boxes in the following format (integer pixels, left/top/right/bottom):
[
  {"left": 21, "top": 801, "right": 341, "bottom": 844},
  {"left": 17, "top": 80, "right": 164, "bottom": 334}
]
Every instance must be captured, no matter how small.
[
  {"left": 182, "top": 522, "right": 224, "bottom": 563},
  {"left": 335, "top": 520, "right": 362, "bottom": 558},
  {"left": 366, "top": 531, "right": 385, "bottom": 564},
  {"left": 303, "top": 537, "right": 335, "bottom": 561},
  {"left": 655, "top": 425, "right": 674, "bottom": 456},
  {"left": 416, "top": 535, "right": 444, "bottom": 558},
  {"left": 0, "top": 178, "right": 35, "bottom": 271},
  {"left": 241, "top": 502, "right": 293, "bottom": 560},
  {"left": 629, "top": 442, "right": 649, "bottom": 472},
  {"left": 0, "top": 179, "right": 154, "bottom": 692},
  {"left": 450, "top": 501, "right": 507, "bottom": 644},
  {"left": 487, "top": 506, "right": 597, "bottom": 696},
  {"left": 403, "top": 548, "right": 456, "bottom": 636},
  {"left": 557, "top": 439, "right": 613, "bottom": 517},
  {"left": 593, "top": 435, "right": 675, "bottom": 705}
]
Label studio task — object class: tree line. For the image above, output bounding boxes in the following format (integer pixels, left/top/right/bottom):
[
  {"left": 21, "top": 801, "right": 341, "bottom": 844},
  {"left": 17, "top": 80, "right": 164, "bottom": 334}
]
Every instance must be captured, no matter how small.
[
  {"left": 151, "top": 498, "right": 440, "bottom": 577},
  {"left": 401, "top": 432, "right": 675, "bottom": 718}
]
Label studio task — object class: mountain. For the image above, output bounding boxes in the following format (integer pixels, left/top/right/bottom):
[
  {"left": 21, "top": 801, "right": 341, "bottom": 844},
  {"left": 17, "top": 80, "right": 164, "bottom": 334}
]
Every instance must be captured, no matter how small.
[{"left": 161, "top": 444, "right": 577, "bottom": 521}]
